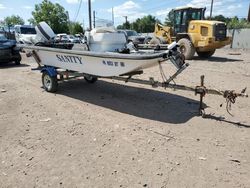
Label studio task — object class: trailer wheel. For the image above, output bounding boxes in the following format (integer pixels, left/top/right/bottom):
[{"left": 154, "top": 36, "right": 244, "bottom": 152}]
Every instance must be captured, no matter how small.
[
  {"left": 197, "top": 50, "right": 216, "bottom": 58},
  {"left": 42, "top": 72, "right": 58, "bottom": 92},
  {"left": 178, "top": 38, "right": 195, "bottom": 60},
  {"left": 15, "top": 60, "right": 21, "bottom": 65},
  {"left": 84, "top": 75, "right": 98, "bottom": 83}
]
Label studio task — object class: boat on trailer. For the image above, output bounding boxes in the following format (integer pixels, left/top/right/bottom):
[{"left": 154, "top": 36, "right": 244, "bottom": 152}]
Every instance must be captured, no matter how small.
[
  {"left": 24, "top": 22, "right": 185, "bottom": 77},
  {"left": 24, "top": 22, "right": 247, "bottom": 115}
]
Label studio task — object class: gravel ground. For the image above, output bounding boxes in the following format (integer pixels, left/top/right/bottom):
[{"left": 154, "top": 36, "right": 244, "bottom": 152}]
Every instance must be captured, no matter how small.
[{"left": 0, "top": 48, "right": 250, "bottom": 188}]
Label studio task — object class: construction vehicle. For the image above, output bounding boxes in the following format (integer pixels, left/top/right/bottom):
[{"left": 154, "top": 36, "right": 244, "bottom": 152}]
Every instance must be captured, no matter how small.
[{"left": 150, "top": 7, "right": 232, "bottom": 59}]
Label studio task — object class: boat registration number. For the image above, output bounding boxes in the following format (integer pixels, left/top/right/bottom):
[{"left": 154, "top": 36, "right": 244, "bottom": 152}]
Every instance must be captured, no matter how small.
[{"left": 102, "top": 60, "right": 125, "bottom": 67}]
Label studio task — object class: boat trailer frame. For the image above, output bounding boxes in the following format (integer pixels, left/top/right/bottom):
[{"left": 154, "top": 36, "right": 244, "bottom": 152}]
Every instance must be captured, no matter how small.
[
  {"left": 30, "top": 50, "right": 248, "bottom": 116},
  {"left": 39, "top": 66, "right": 248, "bottom": 116}
]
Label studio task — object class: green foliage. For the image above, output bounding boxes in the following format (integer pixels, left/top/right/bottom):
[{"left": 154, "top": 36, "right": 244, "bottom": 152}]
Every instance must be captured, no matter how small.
[
  {"left": 30, "top": 0, "right": 69, "bottom": 33},
  {"left": 117, "top": 21, "right": 130, "bottom": 30},
  {"left": 28, "top": 18, "right": 36, "bottom": 25},
  {"left": 117, "top": 15, "right": 159, "bottom": 33},
  {"left": 227, "top": 17, "right": 250, "bottom": 29},
  {"left": 164, "top": 10, "right": 174, "bottom": 27},
  {"left": 210, "top": 15, "right": 250, "bottom": 29},
  {"left": 116, "top": 25, "right": 124, "bottom": 30},
  {"left": 69, "top": 22, "right": 84, "bottom": 34},
  {"left": 4, "top": 15, "right": 24, "bottom": 26},
  {"left": 165, "top": 10, "right": 250, "bottom": 30},
  {"left": 210, "top": 15, "right": 231, "bottom": 23},
  {"left": 138, "top": 15, "right": 159, "bottom": 32}
]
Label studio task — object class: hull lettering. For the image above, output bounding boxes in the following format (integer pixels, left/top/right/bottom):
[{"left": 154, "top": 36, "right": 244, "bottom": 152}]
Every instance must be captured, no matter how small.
[{"left": 56, "top": 55, "right": 83, "bottom": 64}]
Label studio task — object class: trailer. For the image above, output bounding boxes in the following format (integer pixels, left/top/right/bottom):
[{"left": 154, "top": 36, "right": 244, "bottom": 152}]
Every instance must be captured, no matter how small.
[{"left": 24, "top": 21, "right": 248, "bottom": 116}]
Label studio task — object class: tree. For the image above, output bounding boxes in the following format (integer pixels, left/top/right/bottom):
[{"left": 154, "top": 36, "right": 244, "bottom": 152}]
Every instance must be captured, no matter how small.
[
  {"left": 136, "top": 15, "right": 159, "bottom": 33},
  {"left": 28, "top": 18, "right": 36, "bottom": 25},
  {"left": 164, "top": 10, "right": 174, "bottom": 27},
  {"left": 207, "top": 15, "right": 233, "bottom": 25},
  {"left": 4, "top": 15, "right": 24, "bottom": 26},
  {"left": 117, "top": 21, "right": 131, "bottom": 30},
  {"left": 30, "top": 0, "right": 69, "bottom": 33},
  {"left": 69, "top": 22, "right": 84, "bottom": 34},
  {"left": 227, "top": 17, "right": 250, "bottom": 29},
  {"left": 131, "top": 18, "right": 141, "bottom": 31},
  {"left": 117, "top": 15, "right": 159, "bottom": 33}
]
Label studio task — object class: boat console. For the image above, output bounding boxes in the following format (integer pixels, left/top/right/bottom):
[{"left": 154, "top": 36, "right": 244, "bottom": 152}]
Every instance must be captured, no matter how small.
[{"left": 34, "top": 21, "right": 127, "bottom": 52}]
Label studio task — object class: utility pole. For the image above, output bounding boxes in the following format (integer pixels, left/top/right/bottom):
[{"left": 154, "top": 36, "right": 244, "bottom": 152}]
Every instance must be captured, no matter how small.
[
  {"left": 93, "top": 11, "right": 96, "bottom": 28},
  {"left": 210, "top": 0, "right": 214, "bottom": 19},
  {"left": 123, "top": 16, "right": 128, "bottom": 29},
  {"left": 82, "top": 18, "right": 85, "bottom": 31},
  {"left": 112, "top": 7, "right": 114, "bottom": 26},
  {"left": 248, "top": 3, "right": 250, "bottom": 22},
  {"left": 66, "top": 11, "right": 70, "bottom": 33},
  {"left": 88, "top": 0, "right": 92, "bottom": 30}
]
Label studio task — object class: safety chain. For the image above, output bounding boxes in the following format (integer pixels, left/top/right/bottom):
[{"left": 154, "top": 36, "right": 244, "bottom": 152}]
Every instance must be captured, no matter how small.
[{"left": 223, "top": 90, "right": 238, "bottom": 116}]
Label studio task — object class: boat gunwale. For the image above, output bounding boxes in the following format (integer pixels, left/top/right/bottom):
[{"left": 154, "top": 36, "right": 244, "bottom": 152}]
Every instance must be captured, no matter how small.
[{"left": 22, "top": 45, "right": 166, "bottom": 60}]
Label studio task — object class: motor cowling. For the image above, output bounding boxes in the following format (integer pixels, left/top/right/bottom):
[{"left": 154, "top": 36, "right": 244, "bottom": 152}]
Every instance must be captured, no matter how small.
[{"left": 35, "top": 22, "right": 56, "bottom": 43}]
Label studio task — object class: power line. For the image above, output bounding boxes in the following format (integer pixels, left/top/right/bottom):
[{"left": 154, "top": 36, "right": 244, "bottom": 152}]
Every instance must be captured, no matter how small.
[{"left": 73, "top": 0, "right": 82, "bottom": 22}]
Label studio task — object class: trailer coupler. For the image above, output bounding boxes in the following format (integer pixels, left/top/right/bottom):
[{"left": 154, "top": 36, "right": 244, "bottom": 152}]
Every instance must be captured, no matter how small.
[
  {"left": 112, "top": 75, "right": 248, "bottom": 116},
  {"left": 194, "top": 75, "right": 248, "bottom": 116}
]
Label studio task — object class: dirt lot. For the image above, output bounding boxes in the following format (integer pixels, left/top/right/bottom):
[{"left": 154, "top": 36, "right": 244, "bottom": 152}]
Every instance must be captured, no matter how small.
[{"left": 0, "top": 48, "right": 250, "bottom": 188}]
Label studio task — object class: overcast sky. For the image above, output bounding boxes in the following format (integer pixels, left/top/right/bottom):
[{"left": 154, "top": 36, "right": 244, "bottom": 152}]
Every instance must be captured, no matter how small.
[{"left": 0, "top": 0, "right": 249, "bottom": 27}]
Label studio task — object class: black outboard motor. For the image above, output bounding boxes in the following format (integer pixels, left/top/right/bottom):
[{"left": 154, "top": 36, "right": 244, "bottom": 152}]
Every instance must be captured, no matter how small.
[{"left": 167, "top": 41, "right": 185, "bottom": 69}]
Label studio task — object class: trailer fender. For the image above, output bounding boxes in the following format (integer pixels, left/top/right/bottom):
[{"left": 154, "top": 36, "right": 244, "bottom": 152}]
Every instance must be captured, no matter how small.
[{"left": 41, "top": 66, "right": 57, "bottom": 77}]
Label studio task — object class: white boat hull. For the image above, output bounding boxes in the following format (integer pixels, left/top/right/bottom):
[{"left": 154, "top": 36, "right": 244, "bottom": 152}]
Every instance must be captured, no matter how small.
[{"left": 25, "top": 46, "right": 167, "bottom": 77}]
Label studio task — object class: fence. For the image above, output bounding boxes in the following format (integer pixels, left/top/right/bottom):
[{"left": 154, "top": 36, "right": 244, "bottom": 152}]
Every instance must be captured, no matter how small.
[{"left": 228, "top": 29, "right": 250, "bottom": 49}]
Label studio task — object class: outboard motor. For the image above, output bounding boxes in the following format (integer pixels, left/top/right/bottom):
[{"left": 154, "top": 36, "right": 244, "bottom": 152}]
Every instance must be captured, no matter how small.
[
  {"left": 35, "top": 22, "right": 56, "bottom": 43},
  {"left": 167, "top": 41, "right": 185, "bottom": 69},
  {"left": 34, "top": 22, "right": 73, "bottom": 49}
]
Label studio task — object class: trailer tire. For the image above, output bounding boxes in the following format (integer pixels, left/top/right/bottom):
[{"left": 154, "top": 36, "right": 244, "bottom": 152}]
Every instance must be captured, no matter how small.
[
  {"left": 197, "top": 50, "right": 216, "bottom": 58},
  {"left": 84, "top": 75, "right": 98, "bottom": 83},
  {"left": 15, "top": 60, "right": 21, "bottom": 65},
  {"left": 178, "top": 38, "right": 195, "bottom": 60},
  {"left": 42, "top": 72, "right": 58, "bottom": 92}
]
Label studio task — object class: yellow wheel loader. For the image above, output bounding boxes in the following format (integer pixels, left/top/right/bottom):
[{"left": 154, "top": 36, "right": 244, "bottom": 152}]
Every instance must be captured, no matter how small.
[{"left": 150, "top": 7, "right": 232, "bottom": 59}]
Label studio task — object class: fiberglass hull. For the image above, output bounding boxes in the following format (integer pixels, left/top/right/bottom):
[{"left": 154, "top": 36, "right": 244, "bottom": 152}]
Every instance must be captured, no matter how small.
[{"left": 24, "top": 46, "right": 166, "bottom": 77}]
